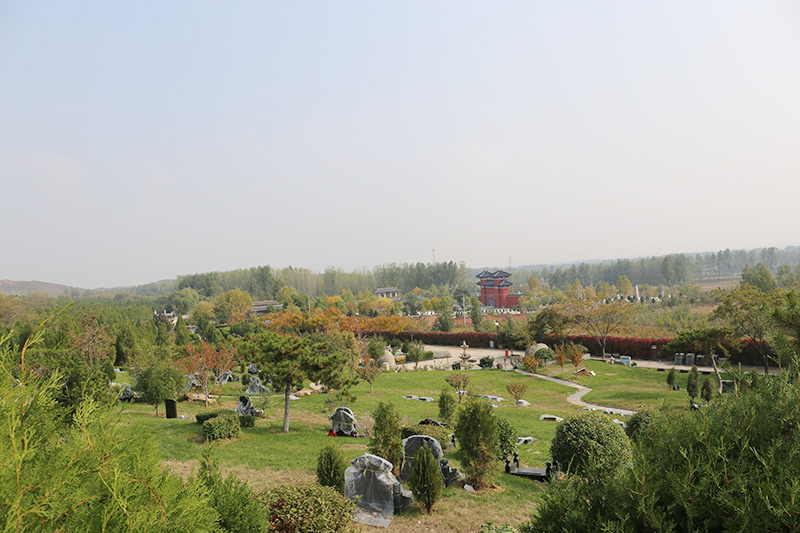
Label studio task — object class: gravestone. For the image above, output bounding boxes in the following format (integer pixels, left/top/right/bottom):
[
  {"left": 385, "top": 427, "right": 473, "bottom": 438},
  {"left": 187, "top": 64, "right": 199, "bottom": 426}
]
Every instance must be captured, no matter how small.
[{"left": 165, "top": 398, "right": 177, "bottom": 419}]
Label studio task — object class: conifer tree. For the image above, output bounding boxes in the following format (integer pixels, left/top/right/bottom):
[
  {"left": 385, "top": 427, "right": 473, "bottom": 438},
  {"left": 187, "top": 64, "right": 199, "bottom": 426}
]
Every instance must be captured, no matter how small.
[
  {"left": 368, "top": 401, "right": 403, "bottom": 474},
  {"left": 317, "top": 443, "right": 348, "bottom": 493},
  {"left": 245, "top": 330, "right": 353, "bottom": 432},
  {"left": 454, "top": 397, "right": 499, "bottom": 489},
  {"left": 409, "top": 444, "right": 443, "bottom": 514},
  {"left": 667, "top": 367, "right": 676, "bottom": 389},
  {"left": 438, "top": 388, "right": 456, "bottom": 425},
  {"left": 701, "top": 376, "right": 714, "bottom": 402},
  {"left": 687, "top": 365, "right": 699, "bottom": 400}
]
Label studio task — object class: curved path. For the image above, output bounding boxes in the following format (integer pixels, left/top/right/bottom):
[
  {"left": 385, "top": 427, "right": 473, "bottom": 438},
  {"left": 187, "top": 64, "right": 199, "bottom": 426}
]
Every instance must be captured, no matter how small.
[
  {"left": 412, "top": 344, "right": 637, "bottom": 416},
  {"left": 514, "top": 369, "right": 636, "bottom": 416}
]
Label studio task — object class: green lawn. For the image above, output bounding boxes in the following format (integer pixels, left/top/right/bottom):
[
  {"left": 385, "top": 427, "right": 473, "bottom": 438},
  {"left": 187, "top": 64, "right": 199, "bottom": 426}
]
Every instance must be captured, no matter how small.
[
  {"left": 119, "top": 364, "right": 691, "bottom": 531},
  {"left": 533, "top": 360, "right": 722, "bottom": 412}
]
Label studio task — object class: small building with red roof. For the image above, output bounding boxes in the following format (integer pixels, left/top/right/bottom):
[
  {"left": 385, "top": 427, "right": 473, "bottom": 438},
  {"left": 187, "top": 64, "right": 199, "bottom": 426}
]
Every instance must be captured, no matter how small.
[{"left": 476, "top": 270, "right": 522, "bottom": 308}]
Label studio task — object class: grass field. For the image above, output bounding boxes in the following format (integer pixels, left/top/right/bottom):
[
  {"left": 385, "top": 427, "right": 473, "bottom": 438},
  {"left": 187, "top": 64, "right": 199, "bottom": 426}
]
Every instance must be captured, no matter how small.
[
  {"left": 120, "top": 363, "right": 693, "bottom": 532},
  {"left": 532, "top": 359, "right": 713, "bottom": 412}
]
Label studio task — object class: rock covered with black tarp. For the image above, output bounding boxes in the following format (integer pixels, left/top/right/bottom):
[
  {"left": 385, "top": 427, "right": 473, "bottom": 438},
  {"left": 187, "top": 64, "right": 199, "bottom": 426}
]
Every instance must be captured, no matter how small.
[
  {"left": 236, "top": 396, "right": 254, "bottom": 416},
  {"left": 329, "top": 406, "right": 357, "bottom": 436},
  {"left": 245, "top": 376, "right": 268, "bottom": 395},
  {"left": 218, "top": 370, "right": 239, "bottom": 385}
]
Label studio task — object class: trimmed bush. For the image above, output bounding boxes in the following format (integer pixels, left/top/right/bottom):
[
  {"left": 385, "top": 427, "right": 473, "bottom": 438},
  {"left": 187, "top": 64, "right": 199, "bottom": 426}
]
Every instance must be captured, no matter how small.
[
  {"left": 203, "top": 413, "right": 241, "bottom": 441},
  {"left": 535, "top": 347, "right": 555, "bottom": 362},
  {"left": 366, "top": 330, "right": 772, "bottom": 366},
  {"left": 409, "top": 444, "right": 443, "bottom": 514},
  {"left": 316, "top": 443, "right": 348, "bottom": 493},
  {"left": 238, "top": 414, "right": 255, "bottom": 428},
  {"left": 401, "top": 424, "right": 451, "bottom": 444},
  {"left": 261, "top": 484, "right": 354, "bottom": 533},
  {"left": 550, "top": 413, "right": 631, "bottom": 478},
  {"left": 196, "top": 410, "right": 225, "bottom": 425},
  {"left": 478, "top": 356, "right": 494, "bottom": 369}
]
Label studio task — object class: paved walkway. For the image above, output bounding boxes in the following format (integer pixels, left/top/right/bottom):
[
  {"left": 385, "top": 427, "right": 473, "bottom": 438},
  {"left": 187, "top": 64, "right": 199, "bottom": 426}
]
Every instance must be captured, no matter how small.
[{"left": 513, "top": 369, "right": 636, "bottom": 416}]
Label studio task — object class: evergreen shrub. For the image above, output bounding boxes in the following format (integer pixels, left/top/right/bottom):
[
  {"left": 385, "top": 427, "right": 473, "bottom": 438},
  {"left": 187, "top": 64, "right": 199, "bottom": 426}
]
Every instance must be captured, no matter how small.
[
  {"left": 196, "top": 411, "right": 225, "bottom": 424},
  {"left": 238, "top": 414, "right": 255, "bottom": 428},
  {"left": 625, "top": 409, "right": 656, "bottom": 442},
  {"left": 666, "top": 367, "right": 676, "bottom": 389},
  {"left": 261, "top": 484, "right": 354, "bottom": 533},
  {"left": 203, "top": 413, "right": 241, "bottom": 441},
  {"left": 525, "top": 373, "right": 800, "bottom": 531},
  {"left": 438, "top": 388, "right": 456, "bottom": 425},
  {"left": 400, "top": 424, "right": 450, "bottom": 444},
  {"left": 550, "top": 413, "right": 631, "bottom": 478},
  {"left": 197, "top": 448, "right": 266, "bottom": 532},
  {"left": 478, "top": 356, "right": 494, "bottom": 369},
  {"left": 409, "top": 444, "right": 443, "bottom": 514},
  {"left": 454, "top": 397, "right": 499, "bottom": 489},
  {"left": 368, "top": 402, "right": 403, "bottom": 473},
  {"left": 316, "top": 443, "right": 348, "bottom": 493},
  {"left": 495, "top": 417, "right": 517, "bottom": 460}
]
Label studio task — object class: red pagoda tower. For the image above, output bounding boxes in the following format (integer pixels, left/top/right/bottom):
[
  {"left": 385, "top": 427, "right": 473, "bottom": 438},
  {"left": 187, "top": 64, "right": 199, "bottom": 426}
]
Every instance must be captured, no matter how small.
[{"left": 476, "top": 270, "right": 521, "bottom": 308}]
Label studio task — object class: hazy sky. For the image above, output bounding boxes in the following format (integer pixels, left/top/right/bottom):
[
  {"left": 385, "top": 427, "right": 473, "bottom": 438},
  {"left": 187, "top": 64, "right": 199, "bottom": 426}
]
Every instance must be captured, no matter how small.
[{"left": 2, "top": 1, "right": 799, "bottom": 288}]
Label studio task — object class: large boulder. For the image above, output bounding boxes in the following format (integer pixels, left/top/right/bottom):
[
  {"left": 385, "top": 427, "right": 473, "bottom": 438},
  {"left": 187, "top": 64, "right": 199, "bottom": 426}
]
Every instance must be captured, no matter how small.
[
  {"left": 525, "top": 343, "right": 549, "bottom": 356},
  {"left": 382, "top": 349, "right": 396, "bottom": 369}
]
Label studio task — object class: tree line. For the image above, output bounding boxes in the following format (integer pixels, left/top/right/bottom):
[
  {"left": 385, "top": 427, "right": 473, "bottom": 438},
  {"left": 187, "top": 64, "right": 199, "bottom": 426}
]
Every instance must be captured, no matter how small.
[{"left": 516, "top": 245, "right": 800, "bottom": 290}]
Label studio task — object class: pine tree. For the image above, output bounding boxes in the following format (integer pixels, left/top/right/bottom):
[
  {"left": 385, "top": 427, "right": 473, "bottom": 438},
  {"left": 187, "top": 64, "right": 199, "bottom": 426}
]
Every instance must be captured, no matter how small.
[
  {"left": 687, "top": 365, "right": 699, "bottom": 400},
  {"left": 454, "top": 397, "right": 499, "bottom": 489},
  {"left": 409, "top": 444, "right": 443, "bottom": 513},
  {"left": 438, "top": 389, "right": 456, "bottom": 425},
  {"left": 368, "top": 401, "right": 403, "bottom": 474},
  {"left": 701, "top": 376, "right": 714, "bottom": 402},
  {"left": 317, "top": 443, "right": 348, "bottom": 493},
  {"left": 174, "top": 315, "right": 193, "bottom": 346}
]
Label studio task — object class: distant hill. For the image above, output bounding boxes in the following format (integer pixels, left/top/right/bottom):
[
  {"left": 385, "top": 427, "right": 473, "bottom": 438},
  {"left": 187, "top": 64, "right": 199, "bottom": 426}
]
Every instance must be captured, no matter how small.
[
  {"left": 82, "top": 279, "right": 176, "bottom": 297},
  {"left": 0, "top": 279, "right": 78, "bottom": 297},
  {"left": 0, "top": 278, "right": 177, "bottom": 298}
]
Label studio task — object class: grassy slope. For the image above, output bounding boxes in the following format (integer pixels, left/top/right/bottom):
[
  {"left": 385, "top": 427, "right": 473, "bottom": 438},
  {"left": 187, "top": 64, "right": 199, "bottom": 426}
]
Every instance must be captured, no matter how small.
[
  {"left": 120, "top": 364, "right": 691, "bottom": 532},
  {"left": 534, "top": 360, "right": 712, "bottom": 412}
]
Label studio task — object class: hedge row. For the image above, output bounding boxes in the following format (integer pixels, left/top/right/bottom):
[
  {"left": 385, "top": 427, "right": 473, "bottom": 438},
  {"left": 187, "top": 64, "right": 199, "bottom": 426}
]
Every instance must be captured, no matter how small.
[
  {"left": 368, "top": 330, "right": 500, "bottom": 348},
  {"left": 540, "top": 335, "right": 673, "bottom": 360},
  {"left": 368, "top": 330, "right": 771, "bottom": 366}
]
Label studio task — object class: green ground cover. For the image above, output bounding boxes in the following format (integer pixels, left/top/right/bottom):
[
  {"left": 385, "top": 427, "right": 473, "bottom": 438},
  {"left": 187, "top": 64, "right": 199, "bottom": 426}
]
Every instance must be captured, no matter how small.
[
  {"left": 118, "top": 364, "right": 691, "bottom": 531},
  {"left": 534, "top": 359, "right": 722, "bottom": 412}
]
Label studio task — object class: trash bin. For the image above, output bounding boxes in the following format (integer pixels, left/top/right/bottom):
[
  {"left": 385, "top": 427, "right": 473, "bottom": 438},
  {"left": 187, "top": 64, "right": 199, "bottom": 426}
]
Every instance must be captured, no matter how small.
[{"left": 165, "top": 398, "right": 177, "bottom": 419}]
